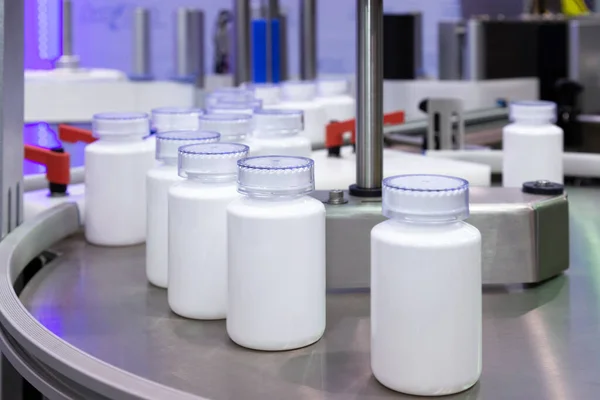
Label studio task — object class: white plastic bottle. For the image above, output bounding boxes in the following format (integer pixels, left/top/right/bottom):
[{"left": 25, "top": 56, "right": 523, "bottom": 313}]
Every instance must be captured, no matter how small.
[
  {"left": 151, "top": 107, "right": 204, "bottom": 133},
  {"left": 146, "top": 130, "right": 221, "bottom": 288},
  {"left": 276, "top": 80, "right": 328, "bottom": 146},
  {"left": 206, "top": 98, "right": 263, "bottom": 115},
  {"left": 227, "top": 156, "right": 326, "bottom": 351},
  {"left": 205, "top": 87, "right": 255, "bottom": 108},
  {"left": 316, "top": 78, "right": 355, "bottom": 123},
  {"left": 85, "top": 112, "right": 155, "bottom": 246},
  {"left": 503, "top": 101, "right": 563, "bottom": 187},
  {"left": 371, "top": 174, "right": 482, "bottom": 396},
  {"left": 252, "top": 109, "right": 311, "bottom": 157},
  {"left": 242, "top": 83, "right": 281, "bottom": 108},
  {"left": 198, "top": 113, "right": 260, "bottom": 155},
  {"left": 168, "top": 143, "right": 249, "bottom": 319}
]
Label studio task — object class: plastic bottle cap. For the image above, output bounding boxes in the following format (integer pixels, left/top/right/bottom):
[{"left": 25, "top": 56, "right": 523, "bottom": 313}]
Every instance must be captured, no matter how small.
[
  {"left": 382, "top": 174, "right": 469, "bottom": 222},
  {"left": 178, "top": 142, "right": 249, "bottom": 180},
  {"left": 281, "top": 81, "right": 317, "bottom": 102},
  {"left": 253, "top": 109, "right": 304, "bottom": 138},
  {"left": 92, "top": 112, "right": 149, "bottom": 138},
  {"left": 317, "top": 78, "right": 349, "bottom": 97},
  {"left": 151, "top": 107, "right": 203, "bottom": 133},
  {"left": 155, "top": 130, "right": 220, "bottom": 162},
  {"left": 205, "top": 87, "right": 255, "bottom": 107},
  {"left": 509, "top": 101, "right": 557, "bottom": 123},
  {"left": 198, "top": 113, "right": 252, "bottom": 141},
  {"left": 237, "top": 156, "right": 315, "bottom": 198},
  {"left": 206, "top": 99, "right": 263, "bottom": 115},
  {"left": 242, "top": 83, "right": 281, "bottom": 105}
]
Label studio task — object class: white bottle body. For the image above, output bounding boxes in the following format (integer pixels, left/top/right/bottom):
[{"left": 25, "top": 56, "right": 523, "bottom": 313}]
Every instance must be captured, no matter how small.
[
  {"left": 275, "top": 101, "right": 327, "bottom": 147},
  {"left": 371, "top": 220, "right": 482, "bottom": 396},
  {"left": 317, "top": 95, "right": 355, "bottom": 123},
  {"left": 227, "top": 196, "right": 326, "bottom": 350},
  {"left": 502, "top": 122, "right": 563, "bottom": 187},
  {"left": 146, "top": 163, "right": 182, "bottom": 288},
  {"left": 168, "top": 180, "right": 239, "bottom": 319},
  {"left": 85, "top": 138, "right": 155, "bottom": 246},
  {"left": 253, "top": 135, "right": 312, "bottom": 157}
]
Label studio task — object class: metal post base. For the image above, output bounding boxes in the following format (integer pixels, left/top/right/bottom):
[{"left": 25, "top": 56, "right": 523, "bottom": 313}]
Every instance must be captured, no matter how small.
[{"left": 315, "top": 187, "right": 569, "bottom": 288}]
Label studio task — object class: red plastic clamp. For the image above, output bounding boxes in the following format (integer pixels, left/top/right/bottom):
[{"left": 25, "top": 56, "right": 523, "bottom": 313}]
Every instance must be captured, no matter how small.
[
  {"left": 58, "top": 124, "right": 97, "bottom": 144},
  {"left": 325, "top": 111, "right": 405, "bottom": 156},
  {"left": 24, "top": 145, "right": 71, "bottom": 185}
]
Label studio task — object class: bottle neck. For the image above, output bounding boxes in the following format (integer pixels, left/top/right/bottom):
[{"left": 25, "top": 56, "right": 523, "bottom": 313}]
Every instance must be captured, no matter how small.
[
  {"left": 254, "top": 129, "right": 299, "bottom": 139},
  {"left": 513, "top": 118, "right": 553, "bottom": 126},
  {"left": 97, "top": 133, "right": 146, "bottom": 142},
  {"left": 159, "top": 158, "right": 178, "bottom": 166},
  {"left": 185, "top": 173, "right": 237, "bottom": 184},
  {"left": 390, "top": 217, "right": 463, "bottom": 226},
  {"left": 242, "top": 192, "right": 306, "bottom": 202}
]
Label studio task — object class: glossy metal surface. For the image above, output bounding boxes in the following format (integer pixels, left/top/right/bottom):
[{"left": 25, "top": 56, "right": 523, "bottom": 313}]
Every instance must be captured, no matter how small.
[
  {"left": 355, "top": 0, "right": 383, "bottom": 191},
  {"left": 132, "top": 8, "right": 152, "bottom": 78},
  {"left": 174, "top": 8, "right": 204, "bottom": 86},
  {"left": 13, "top": 188, "right": 600, "bottom": 399},
  {"left": 320, "top": 187, "right": 569, "bottom": 287},
  {"left": 299, "top": 0, "right": 317, "bottom": 80},
  {"left": 55, "top": 0, "right": 78, "bottom": 69},
  {"left": 0, "top": 0, "right": 24, "bottom": 237},
  {"left": 232, "top": 0, "right": 252, "bottom": 86}
]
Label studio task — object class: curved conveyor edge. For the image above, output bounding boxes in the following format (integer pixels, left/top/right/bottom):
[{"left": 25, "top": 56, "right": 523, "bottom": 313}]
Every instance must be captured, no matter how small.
[{"left": 0, "top": 203, "right": 205, "bottom": 400}]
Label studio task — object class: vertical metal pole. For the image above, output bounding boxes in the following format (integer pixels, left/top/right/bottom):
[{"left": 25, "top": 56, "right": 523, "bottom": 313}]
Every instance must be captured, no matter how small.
[
  {"left": 299, "top": 0, "right": 317, "bottom": 80},
  {"left": 132, "top": 8, "right": 151, "bottom": 79},
  {"left": 0, "top": 0, "right": 24, "bottom": 236},
  {"left": 175, "top": 8, "right": 191, "bottom": 79},
  {"left": 464, "top": 19, "right": 484, "bottom": 81},
  {"left": 56, "top": 0, "right": 79, "bottom": 69},
  {"left": 350, "top": 0, "right": 383, "bottom": 197},
  {"left": 233, "top": 0, "right": 252, "bottom": 85},
  {"left": 279, "top": 10, "right": 289, "bottom": 81},
  {"left": 265, "top": 0, "right": 279, "bottom": 82}
]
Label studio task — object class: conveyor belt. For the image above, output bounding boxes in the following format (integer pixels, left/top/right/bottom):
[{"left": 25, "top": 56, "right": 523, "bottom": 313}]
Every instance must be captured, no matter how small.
[{"left": 0, "top": 188, "right": 598, "bottom": 398}]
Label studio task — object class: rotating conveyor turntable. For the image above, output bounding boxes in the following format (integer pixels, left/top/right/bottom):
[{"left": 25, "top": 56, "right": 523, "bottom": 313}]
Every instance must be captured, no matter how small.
[{"left": 0, "top": 0, "right": 596, "bottom": 399}]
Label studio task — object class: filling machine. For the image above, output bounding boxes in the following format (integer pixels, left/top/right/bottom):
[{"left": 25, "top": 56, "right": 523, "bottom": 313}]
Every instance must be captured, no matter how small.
[{"left": 0, "top": 0, "right": 596, "bottom": 399}]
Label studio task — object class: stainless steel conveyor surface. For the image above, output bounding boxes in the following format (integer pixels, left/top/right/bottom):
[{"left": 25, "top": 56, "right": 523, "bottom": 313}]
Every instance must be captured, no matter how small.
[{"left": 3, "top": 188, "right": 600, "bottom": 399}]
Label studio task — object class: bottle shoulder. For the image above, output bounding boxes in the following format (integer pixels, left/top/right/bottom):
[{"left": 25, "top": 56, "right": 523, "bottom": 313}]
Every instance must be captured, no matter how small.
[
  {"left": 147, "top": 163, "right": 178, "bottom": 180},
  {"left": 503, "top": 123, "right": 563, "bottom": 136},
  {"left": 372, "top": 220, "right": 481, "bottom": 248},
  {"left": 169, "top": 181, "right": 239, "bottom": 200},
  {"left": 86, "top": 138, "right": 155, "bottom": 154},
  {"left": 228, "top": 195, "right": 325, "bottom": 218}
]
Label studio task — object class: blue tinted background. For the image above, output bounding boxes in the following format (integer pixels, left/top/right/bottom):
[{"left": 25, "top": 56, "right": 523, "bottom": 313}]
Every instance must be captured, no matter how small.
[{"left": 26, "top": 0, "right": 462, "bottom": 78}]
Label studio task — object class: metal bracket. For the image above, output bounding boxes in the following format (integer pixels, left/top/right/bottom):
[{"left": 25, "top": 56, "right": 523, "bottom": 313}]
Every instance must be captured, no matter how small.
[{"left": 426, "top": 98, "right": 465, "bottom": 150}]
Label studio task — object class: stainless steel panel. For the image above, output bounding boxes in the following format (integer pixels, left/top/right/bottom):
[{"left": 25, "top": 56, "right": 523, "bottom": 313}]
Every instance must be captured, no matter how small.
[
  {"left": 318, "top": 187, "right": 569, "bottom": 288},
  {"left": 0, "top": 0, "right": 24, "bottom": 237},
  {"left": 5, "top": 187, "right": 597, "bottom": 399}
]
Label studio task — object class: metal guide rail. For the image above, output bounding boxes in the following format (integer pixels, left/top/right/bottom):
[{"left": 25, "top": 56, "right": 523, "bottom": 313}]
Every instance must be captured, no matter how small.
[{"left": 0, "top": 188, "right": 596, "bottom": 399}]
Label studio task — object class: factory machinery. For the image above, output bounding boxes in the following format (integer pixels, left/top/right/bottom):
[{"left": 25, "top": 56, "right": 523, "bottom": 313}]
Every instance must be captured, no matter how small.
[{"left": 0, "top": 0, "right": 599, "bottom": 399}]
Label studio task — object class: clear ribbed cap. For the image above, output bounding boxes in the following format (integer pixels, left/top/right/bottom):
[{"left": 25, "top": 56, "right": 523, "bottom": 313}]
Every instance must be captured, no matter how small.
[
  {"left": 198, "top": 113, "right": 252, "bottom": 141},
  {"left": 317, "top": 78, "right": 349, "bottom": 97},
  {"left": 382, "top": 174, "right": 469, "bottom": 222},
  {"left": 206, "top": 99, "right": 263, "bottom": 115},
  {"left": 92, "top": 112, "right": 149, "bottom": 138},
  {"left": 205, "top": 87, "right": 255, "bottom": 106},
  {"left": 151, "top": 107, "right": 203, "bottom": 132},
  {"left": 253, "top": 109, "right": 304, "bottom": 138},
  {"left": 178, "top": 142, "right": 249, "bottom": 180},
  {"left": 509, "top": 101, "right": 556, "bottom": 123},
  {"left": 155, "top": 130, "right": 220, "bottom": 162},
  {"left": 237, "top": 156, "right": 315, "bottom": 198},
  {"left": 242, "top": 83, "right": 281, "bottom": 105},
  {"left": 281, "top": 80, "right": 317, "bottom": 101}
]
